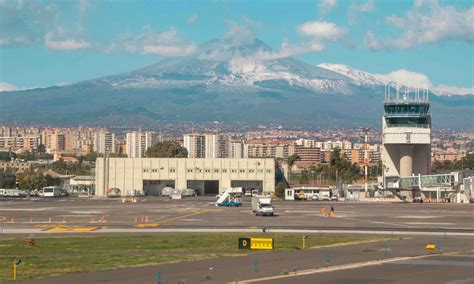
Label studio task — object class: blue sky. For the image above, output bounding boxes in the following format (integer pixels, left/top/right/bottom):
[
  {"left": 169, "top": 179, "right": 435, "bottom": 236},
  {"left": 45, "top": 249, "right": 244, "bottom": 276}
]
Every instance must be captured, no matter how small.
[{"left": 0, "top": 0, "right": 473, "bottom": 93}]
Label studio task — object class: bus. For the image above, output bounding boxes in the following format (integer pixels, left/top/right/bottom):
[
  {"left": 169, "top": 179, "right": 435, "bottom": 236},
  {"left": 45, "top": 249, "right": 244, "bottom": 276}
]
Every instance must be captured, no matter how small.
[
  {"left": 285, "top": 187, "right": 332, "bottom": 201},
  {"left": 41, "top": 186, "right": 63, "bottom": 197}
]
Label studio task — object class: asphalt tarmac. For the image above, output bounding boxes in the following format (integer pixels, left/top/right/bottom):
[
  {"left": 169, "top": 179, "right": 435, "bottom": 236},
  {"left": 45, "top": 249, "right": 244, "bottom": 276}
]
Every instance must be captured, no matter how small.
[
  {"left": 2, "top": 197, "right": 473, "bottom": 283},
  {"left": 1, "top": 196, "right": 473, "bottom": 235}
]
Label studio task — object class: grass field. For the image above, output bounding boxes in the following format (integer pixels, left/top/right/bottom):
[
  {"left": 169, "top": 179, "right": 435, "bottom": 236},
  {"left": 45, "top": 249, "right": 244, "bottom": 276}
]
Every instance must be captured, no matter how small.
[{"left": 0, "top": 233, "right": 385, "bottom": 280}]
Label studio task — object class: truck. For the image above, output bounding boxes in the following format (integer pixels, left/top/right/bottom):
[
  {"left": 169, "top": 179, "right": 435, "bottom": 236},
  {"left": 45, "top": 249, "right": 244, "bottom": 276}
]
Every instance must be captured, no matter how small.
[{"left": 252, "top": 196, "right": 274, "bottom": 216}]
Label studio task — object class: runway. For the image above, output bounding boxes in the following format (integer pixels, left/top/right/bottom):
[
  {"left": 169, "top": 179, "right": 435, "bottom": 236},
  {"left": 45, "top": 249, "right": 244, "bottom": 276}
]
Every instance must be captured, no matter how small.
[{"left": 1, "top": 197, "right": 473, "bottom": 237}]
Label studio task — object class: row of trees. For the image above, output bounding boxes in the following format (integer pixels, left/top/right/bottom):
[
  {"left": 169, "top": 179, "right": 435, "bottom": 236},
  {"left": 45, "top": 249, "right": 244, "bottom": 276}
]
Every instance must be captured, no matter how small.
[
  {"left": 16, "top": 171, "right": 60, "bottom": 191},
  {"left": 0, "top": 146, "right": 52, "bottom": 161},
  {"left": 145, "top": 141, "right": 188, "bottom": 158},
  {"left": 287, "top": 148, "right": 366, "bottom": 185},
  {"left": 432, "top": 153, "right": 474, "bottom": 172}
]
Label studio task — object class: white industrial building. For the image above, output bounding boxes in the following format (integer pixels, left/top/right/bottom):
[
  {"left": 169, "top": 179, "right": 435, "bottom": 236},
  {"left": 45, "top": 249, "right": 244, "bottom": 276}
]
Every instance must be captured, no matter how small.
[{"left": 95, "top": 157, "right": 275, "bottom": 196}]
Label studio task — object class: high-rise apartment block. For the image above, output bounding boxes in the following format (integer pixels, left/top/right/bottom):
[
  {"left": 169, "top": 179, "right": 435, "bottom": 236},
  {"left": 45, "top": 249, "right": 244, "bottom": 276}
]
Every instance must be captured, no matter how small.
[
  {"left": 94, "top": 131, "right": 116, "bottom": 155},
  {"left": 126, "top": 131, "right": 162, "bottom": 158},
  {"left": 183, "top": 133, "right": 229, "bottom": 158}
]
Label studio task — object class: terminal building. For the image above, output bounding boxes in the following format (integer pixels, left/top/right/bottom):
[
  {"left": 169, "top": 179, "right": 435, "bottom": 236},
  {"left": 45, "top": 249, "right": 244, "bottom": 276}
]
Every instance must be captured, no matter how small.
[{"left": 95, "top": 157, "right": 275, "bottom": 196}]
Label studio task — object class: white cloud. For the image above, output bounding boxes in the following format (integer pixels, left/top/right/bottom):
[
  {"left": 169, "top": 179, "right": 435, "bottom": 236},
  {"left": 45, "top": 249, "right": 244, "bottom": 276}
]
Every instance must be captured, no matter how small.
[
  {"left": 112, "top": 27, "right": 197, "bottom": 57},
  {"left": 187, "top": 13, "right": 198, "bottom": 24},
  {"left": 432, "top": 85, "right": 474, "bottom": 96},
  {"left": 0, "top": 0, "right": 57, "bottom": 47},
  {"left": 44, "top": 32, "right": 92, "bottom": 51},
  {"left": 378, "top": 69, "right": 431, "bottom": 89},
  {"left": 143, "top": 44, "right": 197, "bottom": 57},
  {"left": 79, "top": 0, "right": 91, "bottom": 16},
  {"left": 349, "top": 0, "right": 375, "bottom": 24},
  {"left": 379, "top": 70, "right": 473, "bottom": 96},
  {"left": 318, "top": 0, "right": 337, "bottom": 18},
  {"left": 245, "top": 40, "right": 326, "bottom": 61},
  {"left": 0, "top": 82, "right": 19, "bottom": 92},
  {"left": 364, "top": 31, "right": 384, "bottom": 50},
  {"left": 366, "top": 0, "right": 474, "bottom": 50},
  {"left": 223, "top": 19, "right": 260, "bottom": 46},
  {"left": 297, "top": 21, "right": 346, "bottom": 41}
]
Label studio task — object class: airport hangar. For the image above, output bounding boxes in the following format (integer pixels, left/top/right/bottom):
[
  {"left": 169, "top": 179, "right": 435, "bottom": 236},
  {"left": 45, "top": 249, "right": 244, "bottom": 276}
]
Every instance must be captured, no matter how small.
[{"left": 95, "top": 157, "right": 276, "bottom": 196}]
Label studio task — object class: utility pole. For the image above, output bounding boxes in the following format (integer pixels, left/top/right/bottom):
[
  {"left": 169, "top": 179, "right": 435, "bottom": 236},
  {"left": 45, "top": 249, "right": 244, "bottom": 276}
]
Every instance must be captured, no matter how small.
[{"left": 363, "top": 127, "right": 371, "bottom": 198}]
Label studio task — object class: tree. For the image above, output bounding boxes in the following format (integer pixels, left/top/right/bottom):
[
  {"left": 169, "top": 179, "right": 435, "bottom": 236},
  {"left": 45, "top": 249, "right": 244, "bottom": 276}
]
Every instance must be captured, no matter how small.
[
  {"left": 85, "top": 152, "right": 98, "bottom": 162},
  {"left": 0, "top": 151, "right": 16, "bottom": 161},
  {"left": 145, "top": 141, "right": 188, "bottom": 158},
  {"left": 50, "top": 159, "right": 92, "bottom": 175},
  {"left": 0, "top": 168, "right": 16, "bottom": 188},
  {"left": 287, "top": 154, "right": 300, "bottom": 168},
  {"left": 37, "top": 144, "right": 46, "bottom": 155}
]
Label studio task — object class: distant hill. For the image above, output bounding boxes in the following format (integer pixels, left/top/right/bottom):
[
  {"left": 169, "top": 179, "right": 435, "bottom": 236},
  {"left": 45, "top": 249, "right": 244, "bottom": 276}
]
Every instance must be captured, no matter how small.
[{"left": 1, "top": 38, "right": 472, "bottom": 129}]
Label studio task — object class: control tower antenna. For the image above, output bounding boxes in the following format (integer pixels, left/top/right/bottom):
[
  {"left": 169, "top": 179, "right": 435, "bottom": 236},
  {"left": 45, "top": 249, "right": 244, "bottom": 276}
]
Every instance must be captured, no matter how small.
[{"left": 363, "top": 127, "right": 372, "bottom": 197}]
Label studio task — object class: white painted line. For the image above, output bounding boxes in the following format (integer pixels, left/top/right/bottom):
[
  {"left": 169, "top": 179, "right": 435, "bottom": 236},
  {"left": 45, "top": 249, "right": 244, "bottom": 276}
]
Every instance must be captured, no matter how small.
[
  {"left": 1, "top": 228, "right": 474, "bottom": 237},
  {"left": 236, "top": 252, "right": 462, "bottom": 283}
]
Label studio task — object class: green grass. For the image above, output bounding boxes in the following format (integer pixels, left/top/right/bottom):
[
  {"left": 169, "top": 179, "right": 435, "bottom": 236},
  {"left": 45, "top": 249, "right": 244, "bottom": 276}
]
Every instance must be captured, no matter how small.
[{"left": 0, "top": 233, "right": 384, "bottom": 280}]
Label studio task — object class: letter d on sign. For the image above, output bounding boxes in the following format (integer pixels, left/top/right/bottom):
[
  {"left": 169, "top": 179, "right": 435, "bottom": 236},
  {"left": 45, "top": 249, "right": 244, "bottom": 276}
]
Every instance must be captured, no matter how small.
[{"left": 239, "top": 238, "right": 251, "bottom": 249}]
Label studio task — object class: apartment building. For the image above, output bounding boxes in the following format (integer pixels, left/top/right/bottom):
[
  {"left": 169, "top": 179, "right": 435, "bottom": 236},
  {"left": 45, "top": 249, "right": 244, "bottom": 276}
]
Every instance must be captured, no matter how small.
[
  {"left": 183, "top": 133, "right": 229, "bottom": 158},
  {"left": 126, "top": 131, "right": 162, "bottom": 158}
]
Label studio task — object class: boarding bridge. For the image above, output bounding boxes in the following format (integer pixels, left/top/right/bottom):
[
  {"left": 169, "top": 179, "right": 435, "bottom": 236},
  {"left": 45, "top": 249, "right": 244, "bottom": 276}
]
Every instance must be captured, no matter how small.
[
  {"left": 399, "top": 173, "right": 459, "bottom": 189},
  {"left": 395, "top": 172, "right": 468, "bottom": 202}
]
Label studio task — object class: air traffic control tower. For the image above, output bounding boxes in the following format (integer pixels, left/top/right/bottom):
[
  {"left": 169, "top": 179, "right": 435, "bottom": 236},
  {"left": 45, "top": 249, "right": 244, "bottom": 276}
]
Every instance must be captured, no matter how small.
[{"left": 382, "top": 86, "right": 431, "bottom": 188}]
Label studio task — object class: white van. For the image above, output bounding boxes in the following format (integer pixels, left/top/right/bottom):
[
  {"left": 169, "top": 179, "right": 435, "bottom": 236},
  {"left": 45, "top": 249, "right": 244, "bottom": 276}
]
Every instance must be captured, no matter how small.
[
  {"left": 319, "top": 191, "right": 330, "bottom": 201},
  {"left": 41, "top": 186, "right": 62, "bottom": 197}
]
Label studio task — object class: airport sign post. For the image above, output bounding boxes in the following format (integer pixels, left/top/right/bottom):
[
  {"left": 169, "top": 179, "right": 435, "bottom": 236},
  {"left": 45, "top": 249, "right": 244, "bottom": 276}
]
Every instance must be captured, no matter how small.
[{"left": 238, "top": 238, "right": 274, "bottom": 250}]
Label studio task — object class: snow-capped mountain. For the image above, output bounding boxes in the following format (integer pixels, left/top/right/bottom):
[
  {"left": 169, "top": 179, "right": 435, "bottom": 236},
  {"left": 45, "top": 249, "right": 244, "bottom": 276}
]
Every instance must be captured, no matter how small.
[
  {"left": 318, "top": 63, "right": 473, "bottom": 96},
  {"left": 0, "top": 38, "right": 472, "bottom": 129},
  {"left": 99, "top": 38, "right": 355, "bottom": 95}
]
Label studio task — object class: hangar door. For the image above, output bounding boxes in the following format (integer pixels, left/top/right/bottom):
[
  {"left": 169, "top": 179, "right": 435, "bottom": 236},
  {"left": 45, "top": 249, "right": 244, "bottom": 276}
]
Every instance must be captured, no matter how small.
[
  {"left": 231, "top": 180, "right": 263, "bottom": 193},
  {"left": 143, "top": 180, "right": 175, "bottom": 196},
  {"left": 187, "top": 180, "right": 219, "bottom": 195}
]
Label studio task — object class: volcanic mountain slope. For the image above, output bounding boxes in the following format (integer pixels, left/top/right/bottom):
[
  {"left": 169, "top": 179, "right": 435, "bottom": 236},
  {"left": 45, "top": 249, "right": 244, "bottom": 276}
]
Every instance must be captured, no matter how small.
[{"left": 0, "top": 38, "right": 472, "bottom": 129}]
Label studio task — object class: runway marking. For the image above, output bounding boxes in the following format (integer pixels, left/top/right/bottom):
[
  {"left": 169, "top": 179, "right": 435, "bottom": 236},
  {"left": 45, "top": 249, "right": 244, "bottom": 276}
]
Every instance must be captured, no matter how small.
[
  {"left": 0, "top": 208, "right": 55, "bottom": 211},
  {"left": 237, "top": 251, "right": 466, "bottom": 283},
  {"left": 69, "top": 211, "right": 107, "bottom": 214},
  {"left": 47, "top": 226, "right": 99, "bottom": 232},
  {"left": 394, "top": 259, "right": 474, "bottom": 267},
  {"left": 156, "top": 209, "right": 220, "bottom": 225},
  {"left": 135, "top": 223, "right": 160, "bottom": 228},
  {"left": 404, "top": 222, "right": 454, "bottom": 225},
  {"left": 397, "top": 216, "right": 440, "bottom": 219},
  {"left": 335, "top": 216, "right": 415, "bottom": 228},
  {"left": 35, "top": 224, "right": 65, "bottom": 228}
]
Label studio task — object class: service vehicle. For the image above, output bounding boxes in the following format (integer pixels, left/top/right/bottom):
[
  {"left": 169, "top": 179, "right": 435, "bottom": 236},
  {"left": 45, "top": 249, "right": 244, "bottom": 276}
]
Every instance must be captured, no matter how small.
[
  {"left": 41, "top": 186, "right": 63, "bottom": 197},
  {"left": 216, "top": 187, "right": 243, "bottom": 207},
  {"left": 319, "top": 191, "right": 330, "bottom": 201},
  {"left": 251, "top": 196, "right": 274, "bottom": 216}
]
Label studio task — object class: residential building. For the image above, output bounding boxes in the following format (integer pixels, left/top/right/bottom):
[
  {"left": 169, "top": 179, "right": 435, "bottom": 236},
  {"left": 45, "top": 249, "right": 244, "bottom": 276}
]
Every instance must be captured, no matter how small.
[
  {"left": 183, "top": 133, "right": 229, "bottom": 158},
  {"left": 126, "top": 131, "right": 162, "bottom": 158},
  {"left": 94, "top": 131, "right": 116, "bottom": 155}
]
